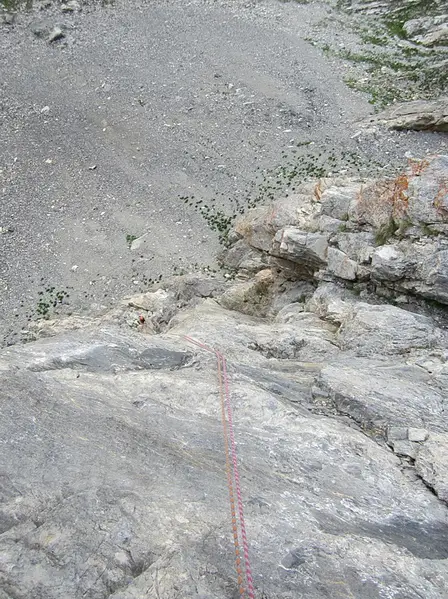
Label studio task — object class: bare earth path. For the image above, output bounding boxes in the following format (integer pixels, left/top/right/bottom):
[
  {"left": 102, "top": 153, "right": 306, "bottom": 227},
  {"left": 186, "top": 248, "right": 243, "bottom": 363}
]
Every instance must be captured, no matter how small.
[{"left": 0, "top": 0, "right": 445, "bottom": 345}]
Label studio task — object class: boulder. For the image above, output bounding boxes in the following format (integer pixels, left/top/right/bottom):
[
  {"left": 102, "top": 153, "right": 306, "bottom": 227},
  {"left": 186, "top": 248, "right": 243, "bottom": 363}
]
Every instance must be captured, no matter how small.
[
  {"left": 403, "top": 14, "right": 448, "bottom": 45},
  {"left": 333, "top": 231, "right": 375, "bottom": 264},
  {"left": 371, "top": 244, "right": 411, "bottom": 282},
  {"left": 29, "top": 20, "right": 66, "bottom": 42},
  {"left": 403, "top": 14, "right": 448, "bottom": 38},
  {"left": 327, "top": 247, "right": 358, "bottom": 280},
  {"left": 371, "top": 97, "right": 448, "bottom": 132},
  {"left": 419, "top": 26, "right": 448, "bottom": 46},
  {"left": 234, "top": 205, "right": 275, "bottom": 252},
  {"left": 272, "top": 228, "right": 329, "bottom": 271},
  {"left": 320, "top": 181, "right": 360, "bottom": 221},
  {"left": 219, "top": 239, "right": 268, "bottom": 273},
  {"left": 126, "top": 289, "right": 172, "bottom": 312},
  {"left": 218, "top": 269, "right": 275, "bottom": 316}
]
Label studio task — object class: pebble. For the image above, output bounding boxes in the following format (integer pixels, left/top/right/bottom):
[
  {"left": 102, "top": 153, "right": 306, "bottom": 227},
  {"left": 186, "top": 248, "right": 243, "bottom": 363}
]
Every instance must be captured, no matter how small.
[
  {"left": 48, "top": 27, "right": 65, "bottom": 43},
  {"left": 61, "top": 0, "right": 81, "bottom": 12},
  {"left": 2, "top": 12, "right": 14, "bottom": 25}
]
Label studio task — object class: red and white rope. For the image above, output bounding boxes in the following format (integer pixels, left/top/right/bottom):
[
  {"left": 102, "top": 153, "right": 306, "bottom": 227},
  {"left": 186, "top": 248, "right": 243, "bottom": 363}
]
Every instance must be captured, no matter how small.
[{"left": 184, "top": 336, "right": 255, "bottom": 598}]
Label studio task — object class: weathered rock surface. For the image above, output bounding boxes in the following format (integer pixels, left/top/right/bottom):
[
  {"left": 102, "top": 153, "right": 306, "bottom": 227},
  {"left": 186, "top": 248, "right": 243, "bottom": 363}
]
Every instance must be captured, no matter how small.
[
  {"left": 2, "top": 155, "right": 448, "bottom": 598},
  {"left": 1, "top": 295, "right": 448, "bottom": 598},
  {"left": 226, "top": 154, "right": 448, "bottom": 306},
  {"left": 218, "top": 268, "right": 275, "bottom": 317},
  {"left": 415, "top": 434, "right": 448, "bottom": 502},
  {"left": 371, "top": 97, "right": 448, "bottom": 132},
  {"left": 337, "top": 302, "right": 442, "bottom": 356},
  {"left": 403, "top": 14, "right": 448, "bottom": 46}
]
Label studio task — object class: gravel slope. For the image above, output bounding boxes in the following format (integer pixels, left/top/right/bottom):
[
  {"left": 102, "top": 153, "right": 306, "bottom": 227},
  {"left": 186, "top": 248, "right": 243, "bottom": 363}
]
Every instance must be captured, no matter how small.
[{"left": 0, "top": 0, "right": 446, "bottom": 345}]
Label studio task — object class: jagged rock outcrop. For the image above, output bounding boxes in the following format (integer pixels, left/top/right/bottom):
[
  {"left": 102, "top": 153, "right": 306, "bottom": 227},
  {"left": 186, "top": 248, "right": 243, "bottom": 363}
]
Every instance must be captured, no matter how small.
[
  {"left": 403, "top": 14, "right": 448, "bottom": 46},
  {"left": 229, "top": 155, "right": 448, "bottom": 306},
  {"left": 2, "top": 156, "right": 448, "bottom": 598}
]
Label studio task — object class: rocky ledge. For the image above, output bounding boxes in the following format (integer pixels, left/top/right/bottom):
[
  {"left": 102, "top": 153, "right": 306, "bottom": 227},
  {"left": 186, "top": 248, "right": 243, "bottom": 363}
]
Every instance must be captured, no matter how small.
[
  {"left": 1, "top": 155, "right": 448, "bottom": 598},
  {"left": 371, "top": 97, "right": 448, "bottom": 132}
]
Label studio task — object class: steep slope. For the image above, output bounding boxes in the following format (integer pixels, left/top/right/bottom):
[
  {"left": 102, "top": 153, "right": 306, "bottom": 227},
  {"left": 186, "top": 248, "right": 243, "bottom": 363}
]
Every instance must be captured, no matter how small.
[{"left": 1, "top": 156, "right": 448, "bottom": 598}]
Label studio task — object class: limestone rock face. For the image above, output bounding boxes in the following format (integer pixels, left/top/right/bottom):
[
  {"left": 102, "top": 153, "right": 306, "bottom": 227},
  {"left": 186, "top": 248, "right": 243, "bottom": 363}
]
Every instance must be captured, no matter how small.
[
  {"left": 415, "top": 434, "right": 448, "bottom": 502},
  {"left": 227, "top": 155, "right": 448, "bottom": 305},
  {"left": 2, "top": 296, "right": 448, "bottom": 599},
  {"left": 370, "top": 97, "right": 448, "bottom": 132},
  {"left": 3, "top": 155, "right": 448, "bottom": 599}
]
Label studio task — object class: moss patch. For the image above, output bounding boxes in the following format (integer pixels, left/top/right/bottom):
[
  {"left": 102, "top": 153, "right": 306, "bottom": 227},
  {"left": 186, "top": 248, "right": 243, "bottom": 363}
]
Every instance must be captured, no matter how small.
[{"left": 322, "top": 0, "right": 447, "bottom": 109}]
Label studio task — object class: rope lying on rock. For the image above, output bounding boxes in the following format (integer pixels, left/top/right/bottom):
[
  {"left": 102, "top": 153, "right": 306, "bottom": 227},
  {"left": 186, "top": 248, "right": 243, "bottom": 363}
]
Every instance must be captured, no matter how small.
[{"left": 184, "top": 336, "right": 255, "bottom": 599}]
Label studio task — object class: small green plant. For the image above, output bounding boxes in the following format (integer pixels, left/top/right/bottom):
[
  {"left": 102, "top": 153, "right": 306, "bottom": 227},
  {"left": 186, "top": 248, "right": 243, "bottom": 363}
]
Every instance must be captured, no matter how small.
[
  {"left": 1, "top": 0, "right": 32, "bottom": 11},
  {"left": 35, "top": 287, "right": 70, "bottom": 319},
  {"left": 384, "top": 18, "right": 407, "bottom": 39},
  {"left": 375, "top": 219, "right": 399, "bottom": 246},
  {"left": 360, "top": 32, "right": 389, "bottom": 46},
  {"left": 421, "top": 223, "right": 440, "bottom": 237},
  {"left": 126, "top": 234, "right": 138, "bottom": 247},
  {"left": 199, "top": 205, "right": 235, "bottom": 246},
  {"left": 395, "top": 217, "right": 413, "bottom": 238}
]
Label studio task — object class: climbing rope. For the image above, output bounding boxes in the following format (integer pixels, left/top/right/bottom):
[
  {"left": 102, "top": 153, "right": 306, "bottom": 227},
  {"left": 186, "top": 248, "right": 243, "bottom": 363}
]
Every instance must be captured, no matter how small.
[
  {"left": 220, "top": 352, "right": 256, "bottom": 599},
  {"left": 217, "top": 351, "right": 246, "bottom": 597},
  {"left": 185, "top": 336, "right": 255, "bottom": 599}
]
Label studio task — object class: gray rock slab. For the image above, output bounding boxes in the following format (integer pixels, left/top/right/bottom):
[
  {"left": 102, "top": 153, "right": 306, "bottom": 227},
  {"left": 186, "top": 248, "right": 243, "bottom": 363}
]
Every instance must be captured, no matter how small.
[
  {"left": 1, "top": 293, "right": 448, "bottom": 597},
  {"left": 415, "top": 433, "right": 448, "bottom": 502},
  {"left": 273, "top": 228, "right": 329, "bottom": 269},
  {"left": 372, "top": 97, "right": 448, "bottom": 132},
  {"left": 314, "top": 358, "right": 446, "bottom": 434},
  {"left": 337, "top": 303, "right": 441, "bottom": 356},
  {"left": 327, "top": 247, "right": 358, "bottom": 280}
]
